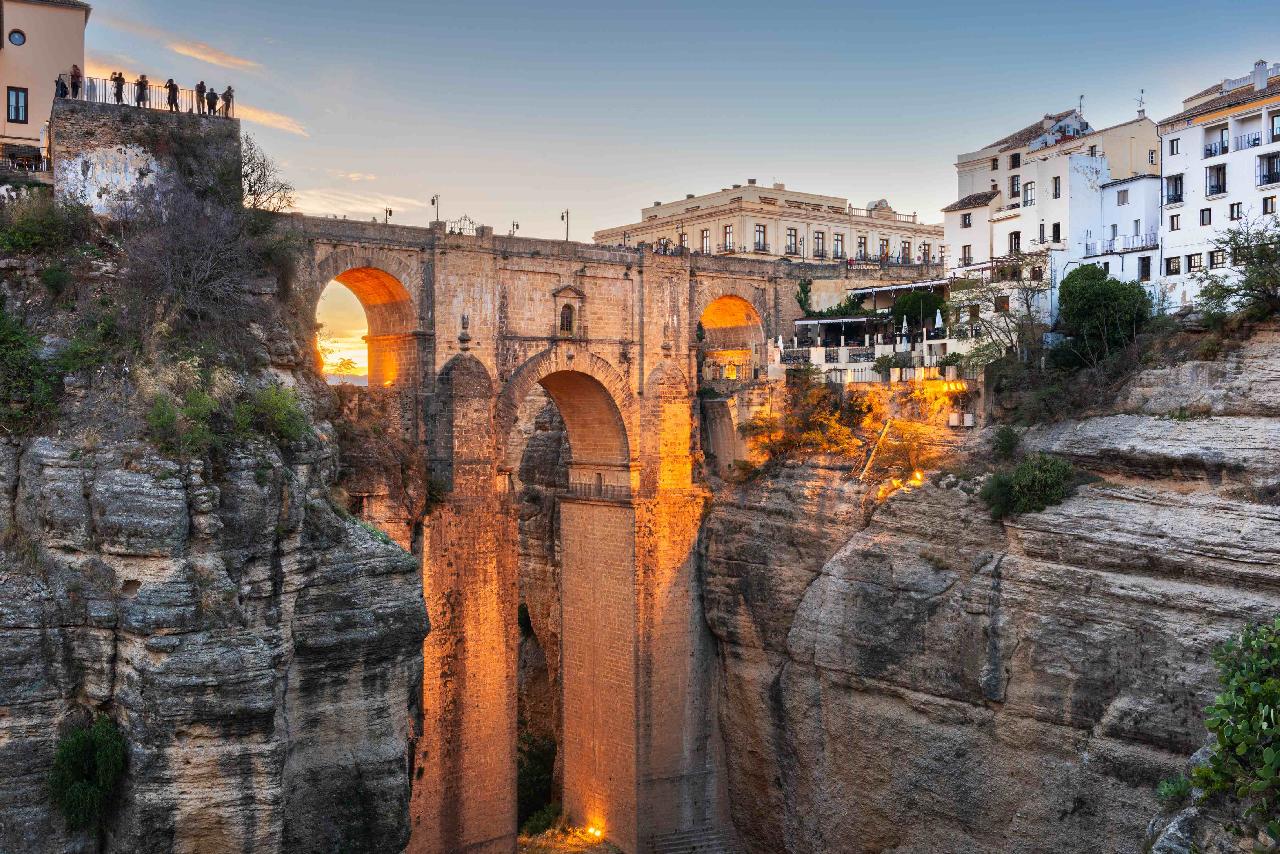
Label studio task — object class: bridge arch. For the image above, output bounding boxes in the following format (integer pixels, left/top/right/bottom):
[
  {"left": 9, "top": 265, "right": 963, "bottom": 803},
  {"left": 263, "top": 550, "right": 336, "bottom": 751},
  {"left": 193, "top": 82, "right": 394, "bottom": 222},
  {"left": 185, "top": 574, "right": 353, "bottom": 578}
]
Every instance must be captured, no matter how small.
[
  {"left": 698, "top": 293, "right": 766, "bottom": 382},
  {"left": 312, "top": 247, "right": 420, "bottom": 388}
]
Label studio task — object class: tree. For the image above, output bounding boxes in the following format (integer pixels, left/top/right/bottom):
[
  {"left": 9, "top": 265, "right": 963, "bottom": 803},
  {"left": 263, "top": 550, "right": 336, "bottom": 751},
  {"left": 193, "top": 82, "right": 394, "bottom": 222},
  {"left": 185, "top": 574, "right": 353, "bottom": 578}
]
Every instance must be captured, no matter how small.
[
  {"left": 947, "top": 276, "right": 1048, "bottom": 364},
  {"left": 740, "top": 366, "right": 863, "bottom": 463},
  {"left": 240, "top": 134, "right": 295, "bottom": 215},
  {"left": 1056, "top": 264, "right": 1151, "bottom": 367},
  {"left": 892, "top": 290, "right": 944, "bottom": 330},
  {"left": 1196, "top": 216, "right": 1280, "bottom": 321}
]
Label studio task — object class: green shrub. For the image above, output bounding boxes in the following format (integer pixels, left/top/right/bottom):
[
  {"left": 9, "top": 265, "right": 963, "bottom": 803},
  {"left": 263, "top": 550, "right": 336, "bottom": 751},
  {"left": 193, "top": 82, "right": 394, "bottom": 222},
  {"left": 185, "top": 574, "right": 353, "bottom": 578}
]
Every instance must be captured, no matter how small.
[
  {"left": 0, "top": 307, "right": 57, "bottom": 433},
  {"left": 48, "top": 715, "right": 127, "bottom": 832},
  {"left": 146, "top": 390, "right": 218, "bottom": 457},
  {"left": 517, "top": 731, "right": 557, "bottom": 830},
  {"left": 520, "top": 801, "right": 561, "bottom": 837},
  {"left": 1056, "top": 266, "right": 1152, "bottom": 368},
  {"left": 0, "top": 196, "right": 93, "bottom": 254},
  {"left": 992, "top": 425, "right": 1020, "bottom": 461},
  {"left": 1192, "top": 617, "right": 1280, "bottom": 829},
  {"left": 40, "top": 263, "right": 73, "bottom": 298},
  {"left": 1156, "top": 775, "right": 1192, "bottom": 809},
  {"left": 245, "top": 385, "right": 309, "bottom": 444},
  {"left": 937, "top": 352, "right": 964, "bottom": 368},
  {"left": 873, "top": 354, "right": 897, "bottom": 376},
  {"left": 980, "top": 453, "right": 1075, "bottom": 519}
]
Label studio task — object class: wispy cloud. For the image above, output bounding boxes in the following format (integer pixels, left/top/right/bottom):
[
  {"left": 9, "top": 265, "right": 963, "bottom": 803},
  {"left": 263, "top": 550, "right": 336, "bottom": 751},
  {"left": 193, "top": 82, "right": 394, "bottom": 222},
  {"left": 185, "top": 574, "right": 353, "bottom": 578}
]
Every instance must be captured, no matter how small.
[
  {"left": 293, "top": 188, "right": 431, "bottom": 220},
  {"left": 237, "top": 104, "right": 309, "bottom": 137},
  {"left": 329, "top": 170, "right": 379, "bottom": 183},
  {"left": 98, "top": 14, "right": 262, "bottom": 72}
]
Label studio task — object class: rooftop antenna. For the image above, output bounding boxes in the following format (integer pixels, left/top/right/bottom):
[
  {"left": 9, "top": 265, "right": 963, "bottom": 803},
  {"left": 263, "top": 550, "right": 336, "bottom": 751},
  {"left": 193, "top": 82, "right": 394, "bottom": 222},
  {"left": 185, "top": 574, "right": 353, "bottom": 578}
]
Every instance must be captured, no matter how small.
[
  {"left": 1135, "top": 88, "right": 1146, "bottom": 117},
  {"left": 1077, "top": 94, "right": 1084, "bottom": 115}
]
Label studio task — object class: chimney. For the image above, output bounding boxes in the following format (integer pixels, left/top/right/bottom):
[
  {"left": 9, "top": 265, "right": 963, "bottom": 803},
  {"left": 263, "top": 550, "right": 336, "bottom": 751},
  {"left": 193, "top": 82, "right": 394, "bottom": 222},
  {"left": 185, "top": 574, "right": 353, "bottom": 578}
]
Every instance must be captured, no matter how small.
[
  {"left": 653, "top": 201, "right": 661, "bottom": 207},
  {"left": 747, "top": 178, "right": 757, "bottom": 185},
  {"left": 686, "top": 193, "right": 695, "bottom": 199},
  {"left": 1042, "top": 115, "right": 1054, "bottom": 130},
  {"left": 1255, "top": 59, "right": 1269, "bottom": 92}
]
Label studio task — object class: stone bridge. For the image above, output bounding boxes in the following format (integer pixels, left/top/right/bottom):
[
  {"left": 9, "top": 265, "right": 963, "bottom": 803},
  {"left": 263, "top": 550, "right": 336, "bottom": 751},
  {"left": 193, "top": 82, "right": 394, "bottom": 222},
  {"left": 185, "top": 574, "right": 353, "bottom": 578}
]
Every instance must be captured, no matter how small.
[{"left": 292, "top": 216, "right": 807, "bottom": 853}]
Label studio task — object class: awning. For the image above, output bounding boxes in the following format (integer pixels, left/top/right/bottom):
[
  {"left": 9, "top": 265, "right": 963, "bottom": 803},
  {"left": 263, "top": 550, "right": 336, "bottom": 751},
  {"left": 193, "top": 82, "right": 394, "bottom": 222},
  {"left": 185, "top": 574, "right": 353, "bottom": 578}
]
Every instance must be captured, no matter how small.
[
  {"left": 848, "top": 279, "right": 948, "bottom": 297},
  {"left": 1, "top": 144, "right": 42, "bottom": 159},
  {"left": 794, "top": 314, "right": 887, "bottom": 326}
]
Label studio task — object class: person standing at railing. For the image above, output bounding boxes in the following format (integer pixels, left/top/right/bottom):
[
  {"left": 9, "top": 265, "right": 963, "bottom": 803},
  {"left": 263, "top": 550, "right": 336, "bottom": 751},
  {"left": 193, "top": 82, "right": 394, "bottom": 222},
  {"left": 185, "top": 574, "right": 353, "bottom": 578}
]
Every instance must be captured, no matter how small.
[
  {"left": 135, "top": 75, "right": 149, "bottom": 107},
  {"left": 165, "top": 79, "right": 179, "bottom": 112},
  {"left": 55, "top": 77, "right": 69, "bottom": 99},
  {"left": 112, "top": 72, "right": 125, "bottom": 105},
  {"left": 195, "top": 81, "right": 207, "bottom": 115},
  {"left": 221, "top": 86, "right": 234, "bottom": 118},
  {"left": 70, "top": 65, "right": 83, "bottom": 99},
  {"left": 205, "top": 87, "right": 219, "bottom": 117}
]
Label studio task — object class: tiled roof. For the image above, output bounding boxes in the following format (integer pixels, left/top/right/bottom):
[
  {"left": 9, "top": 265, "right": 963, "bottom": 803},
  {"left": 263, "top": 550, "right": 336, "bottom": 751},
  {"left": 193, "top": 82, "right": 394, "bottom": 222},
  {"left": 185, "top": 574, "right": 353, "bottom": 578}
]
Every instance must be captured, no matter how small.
[
  {"left": 942, "top": 190, "right": 999, "bottom": 213},
  {"left": 1161, "top": 76, "right": 1280, "bottom": 125},
  {"left": 985, "top": 109, "right": 1076, "bottom": 152},
  {"left": 8, "top": 0, "right": 92, "bottom": 14}
]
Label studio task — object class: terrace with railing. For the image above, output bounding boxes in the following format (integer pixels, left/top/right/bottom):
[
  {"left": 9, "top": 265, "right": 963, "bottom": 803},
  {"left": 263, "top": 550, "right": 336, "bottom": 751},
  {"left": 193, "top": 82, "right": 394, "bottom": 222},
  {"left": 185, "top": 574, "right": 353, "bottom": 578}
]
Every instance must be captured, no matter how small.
[{"left": 56, "top": 73, "right": 236, "bottom": 118}]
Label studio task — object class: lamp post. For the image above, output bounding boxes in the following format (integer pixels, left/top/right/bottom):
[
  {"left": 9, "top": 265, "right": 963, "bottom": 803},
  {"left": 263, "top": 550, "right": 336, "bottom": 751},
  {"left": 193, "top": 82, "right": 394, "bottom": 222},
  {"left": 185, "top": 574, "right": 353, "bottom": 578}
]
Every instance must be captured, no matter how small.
[
  {"left": 384, "top": 207, "right": 393, "bottom": 225},
  {"left": 560, "top": 209, "right": 570, "bottom": 241},
  {"left": 430, "top": 194, "right": 440, "bottom": 224},
  {"left": 510, "top": 220, "right": 520, "bottom": 237}
]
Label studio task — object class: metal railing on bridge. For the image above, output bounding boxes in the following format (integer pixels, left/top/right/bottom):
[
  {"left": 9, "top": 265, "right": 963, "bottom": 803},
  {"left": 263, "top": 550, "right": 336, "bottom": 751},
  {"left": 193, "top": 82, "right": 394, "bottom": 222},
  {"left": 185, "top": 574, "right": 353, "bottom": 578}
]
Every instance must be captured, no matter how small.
[
  {"left": 564, "top": 481, "right": 632, "bottom": 502},
  {"left": 57, "top": 73, "right": 236, "bottom": 117}
]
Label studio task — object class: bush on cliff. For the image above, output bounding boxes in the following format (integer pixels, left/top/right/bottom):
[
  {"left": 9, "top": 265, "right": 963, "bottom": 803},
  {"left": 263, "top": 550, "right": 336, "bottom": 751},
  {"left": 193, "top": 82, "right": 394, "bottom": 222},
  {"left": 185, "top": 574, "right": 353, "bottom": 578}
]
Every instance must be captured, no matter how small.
[
  {"left": 1197, "top": 217, "right": 1280, "bottom": 324},
  {"left": 1192, "top": 617, "right": 1280, "bottom": 831},
  {"left": 0, "top": 307, "right": 57, "bottom": 434},
  {"left": 517, "top": 730, "right": 557, "bottom": 832},
  {"left": 48, "top": 715, "right": 127, "bottom": 832},
  {"left": 1054, "top": 265, "right": 1152, "bottom": 369},
  {"left": 979, "top": 453, "right": 1075, "bottom": 519},
  {"left": 0, "top": 194, "right": 92, "bottom": 254},
  {"left": 739, "top": 366, "right": 863, "bottom": 465}
]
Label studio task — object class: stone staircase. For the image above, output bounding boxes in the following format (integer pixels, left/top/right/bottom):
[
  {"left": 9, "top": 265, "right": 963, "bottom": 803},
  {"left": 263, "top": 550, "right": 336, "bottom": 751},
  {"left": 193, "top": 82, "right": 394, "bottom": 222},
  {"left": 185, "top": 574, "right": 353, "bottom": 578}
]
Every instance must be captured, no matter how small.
[{"left": 648, "top": 827, "right": 736, "bottom": 854}]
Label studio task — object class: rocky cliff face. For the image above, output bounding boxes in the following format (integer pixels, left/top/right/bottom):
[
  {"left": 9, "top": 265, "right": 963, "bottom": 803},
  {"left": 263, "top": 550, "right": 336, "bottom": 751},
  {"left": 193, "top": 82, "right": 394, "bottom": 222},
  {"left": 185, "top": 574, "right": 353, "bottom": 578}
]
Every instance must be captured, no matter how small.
[
  {"left": 0, "top": 253, "right": 426, "bottom": 852},
  {"left": 702, "top": 325, "right": 1280, "bottom": 853}
]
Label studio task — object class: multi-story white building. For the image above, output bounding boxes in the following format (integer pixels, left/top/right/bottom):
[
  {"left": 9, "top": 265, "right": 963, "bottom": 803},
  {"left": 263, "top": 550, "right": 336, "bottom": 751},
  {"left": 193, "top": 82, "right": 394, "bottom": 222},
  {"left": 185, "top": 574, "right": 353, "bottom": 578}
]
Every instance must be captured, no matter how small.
[
  {"left": 1158, "top": 60, "right": 1280, "bottom": 307},
  {"left": 1078, "top": 174, "right": 1162, "bottom": 291},
  {"left": 595, "top": 180, "right": 943, "bottom": 266},
  {"left": 941, "top": 108, "right": 1159, "bottom": 316}
]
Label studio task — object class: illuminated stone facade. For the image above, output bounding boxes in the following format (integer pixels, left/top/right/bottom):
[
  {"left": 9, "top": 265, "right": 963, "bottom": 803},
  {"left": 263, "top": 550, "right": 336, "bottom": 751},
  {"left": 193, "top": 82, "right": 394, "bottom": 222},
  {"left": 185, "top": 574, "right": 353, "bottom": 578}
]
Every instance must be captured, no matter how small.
[{"left": 291, "top": 217, "right": 809, "bottom": 854}]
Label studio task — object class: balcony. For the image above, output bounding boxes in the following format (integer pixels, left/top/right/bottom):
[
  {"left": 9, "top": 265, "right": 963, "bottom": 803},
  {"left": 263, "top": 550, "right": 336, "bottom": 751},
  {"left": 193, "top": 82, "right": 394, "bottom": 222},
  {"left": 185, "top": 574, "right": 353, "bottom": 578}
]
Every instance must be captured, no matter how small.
[
  {"left": 753, "top": 241, "right": 770, "bottom": 253},
  {"left": 784, "top": 246, "right": 800, "bottom": 256},
  {"left": 1260, "top": 159, "right": 1280, "bottom": 187},
  {"left": 716, "top": 243, "right": 737, "bottom": 254},
  {"left": 1102, "top": 233, "right": 1158, "bottom": 254},
  {"left": 1207, "top": 181, "right": 1227, "bottom": 197},
  {"left": 812, "top": 249, "right": 827, "bottom": 260},
  {"left": 1163, "top": 191, "right": 1184, "bottom": 205},
  {"left": 833, "top": 250, "right": 847, "bottom": 260},
  {"left": 1235, "top": 131, "right": 1263, "bottom": 151},
  {"left": 1204, "top": 140, "right": 1229, "bottom": 158}
]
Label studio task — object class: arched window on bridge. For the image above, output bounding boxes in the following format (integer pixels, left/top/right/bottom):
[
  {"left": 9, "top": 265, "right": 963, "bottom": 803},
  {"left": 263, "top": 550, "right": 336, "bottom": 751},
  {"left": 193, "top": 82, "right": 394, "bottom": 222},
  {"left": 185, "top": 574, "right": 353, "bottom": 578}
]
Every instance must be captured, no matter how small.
[
  {"left": 559, "top": 304, "right": 575, "bottom": 336},
  {"left": 316, "top": 281, "right": 369, "bottom": 385}
]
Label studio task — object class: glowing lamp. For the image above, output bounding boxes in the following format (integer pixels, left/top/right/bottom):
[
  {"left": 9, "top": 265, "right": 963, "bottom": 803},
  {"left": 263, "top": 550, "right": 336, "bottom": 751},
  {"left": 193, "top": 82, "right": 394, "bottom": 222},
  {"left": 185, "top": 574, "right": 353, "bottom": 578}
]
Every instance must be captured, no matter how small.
[{"left": 589, "top": 826, "right": 604, "bottom": 838}]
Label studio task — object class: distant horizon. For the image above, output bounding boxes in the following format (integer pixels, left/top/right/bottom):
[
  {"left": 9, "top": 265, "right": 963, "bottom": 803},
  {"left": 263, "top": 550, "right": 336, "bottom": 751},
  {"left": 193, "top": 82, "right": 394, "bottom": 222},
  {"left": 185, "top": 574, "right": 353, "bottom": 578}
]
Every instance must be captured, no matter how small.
[{"left": 82, "top": 0, "right": 1277, "bottom": 375}]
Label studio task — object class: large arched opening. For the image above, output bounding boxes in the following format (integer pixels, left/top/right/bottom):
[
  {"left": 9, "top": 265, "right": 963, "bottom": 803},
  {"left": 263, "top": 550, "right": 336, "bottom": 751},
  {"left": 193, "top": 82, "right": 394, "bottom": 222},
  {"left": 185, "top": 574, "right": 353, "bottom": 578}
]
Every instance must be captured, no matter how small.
[
  {"left": 698, "top": 294, "right": 765, "bottom": 383},
  {"left": 313, "top": 262, "right": 417, "bottom": 389},
  {"left": 498, "top": 353, "right": 638, "bottom": 847}
]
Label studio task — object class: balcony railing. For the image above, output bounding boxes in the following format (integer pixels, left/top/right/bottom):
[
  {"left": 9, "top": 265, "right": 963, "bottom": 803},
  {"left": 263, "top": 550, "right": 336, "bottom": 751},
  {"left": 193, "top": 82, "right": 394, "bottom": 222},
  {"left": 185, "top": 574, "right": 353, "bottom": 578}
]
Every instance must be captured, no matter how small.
[
  {"left": 716, "top": 243, "right": 737, "bottom": 253},
  {"left": 1084, "top": 241, "right": 1098, "bottom": 256},
  {"left": 565, "top": 481, "right": 632, "bottom": 502},
  {"left": 1260, "top": 160, "right": 1280, "bottom": 186},
  {"left": 812, "top": 249, "right": 827, "bottom": 259},
  {"left": 57, "top": 73, "right": 234, "bottom": 117},
  {"left": 1235, "top": 131, "right": 1263, "bottom": 151},
  {"left": 833, "top": 250, "right": 846, "bottom": 260},
  {"left": 1163, "top": 190, "right": 1184, "bottom": 205},
  {"left": 784, "top": 246, "right": 800, "bottom": 256},
  {"left": 1102, "top": 232, "right": 1158, "bottom": 253},
  {"left": 1204, "top": 140, "right": 1229, "bottom": 158},
  {"left": 1207, "top": 181, "right": 1227, "bottom": 197},
  {"left": 752, "top": 241, "right": 770, "bottom": 253}
]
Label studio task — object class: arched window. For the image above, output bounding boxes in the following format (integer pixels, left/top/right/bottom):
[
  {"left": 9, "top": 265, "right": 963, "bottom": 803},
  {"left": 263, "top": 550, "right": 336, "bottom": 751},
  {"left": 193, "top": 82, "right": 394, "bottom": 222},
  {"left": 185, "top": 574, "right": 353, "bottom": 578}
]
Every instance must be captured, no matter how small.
[{"left": 559, "top": 304, "right": 575, "bottom": 335}]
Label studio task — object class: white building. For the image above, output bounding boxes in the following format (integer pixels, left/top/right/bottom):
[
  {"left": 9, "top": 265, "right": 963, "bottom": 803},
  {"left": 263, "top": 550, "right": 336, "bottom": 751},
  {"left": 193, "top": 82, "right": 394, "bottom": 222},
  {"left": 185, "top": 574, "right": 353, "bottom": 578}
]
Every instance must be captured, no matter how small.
[
  {"left": 1077, "top": 174, "right": 1162, "bottom": 293},
  {"left": 1158, "top": 60, "right": 1280, "bottom": 307},
  {"left": 941, "top": 108, "right": 1159, "bottom": 317}
]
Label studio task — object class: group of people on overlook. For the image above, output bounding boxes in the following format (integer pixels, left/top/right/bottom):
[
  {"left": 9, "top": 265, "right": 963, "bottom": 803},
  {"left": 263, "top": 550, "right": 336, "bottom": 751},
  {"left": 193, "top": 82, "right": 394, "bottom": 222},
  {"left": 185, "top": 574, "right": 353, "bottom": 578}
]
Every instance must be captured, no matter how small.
[{"left": 56, "top": 65, "right": 235, "bottom": 118}]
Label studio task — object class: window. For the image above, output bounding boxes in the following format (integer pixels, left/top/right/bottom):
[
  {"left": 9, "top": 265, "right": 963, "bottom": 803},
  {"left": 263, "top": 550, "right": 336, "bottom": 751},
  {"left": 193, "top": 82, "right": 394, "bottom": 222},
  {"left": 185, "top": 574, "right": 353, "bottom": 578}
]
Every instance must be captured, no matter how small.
[
  {"left": 1039, "top": 223, "right": 1045, "bottom": 244},
  {"left": 1009, "top": 231, "right": 1021, "bottom": 254},
  {"left": 1109, "top": 223, "right": 1118, "bottom": 240},
  {"left": 723, "top": 224, "right": 733, "bottom": 250},
  {"left": 991, "top": 157, "right": 999, "bottom": 171},
  {"left": 1052, "top": 176, "right": 1061, "bottom": 199},
  {"left": 1010, "top": 175, "right": 1021, "bottom": 198},
  {"left": 1117, "top": 189, "right": 1129, "bottom": 206},
  {"left": 961, "top": 212, "right": 973, "bottom": 228},
  {"left": 1261, "top": 153, "right": 1280, "bottom": 186},
  {"left": 1088, "top": 144, "right": 1098, "bottom": 157},
  {"left": 1169, "top": 214, "right": 1180, "bottom": 231},
  {"left": 1230, "top": 202, "right": 1243, "bottom": 220},
  {"left": 994, "top": 295, "right": 1011, "bottom": 313},
  {"left": 900, "top": 240, "right": 911, "bottom": 260},
  {"left": 960, "top": 245, "right": 973, "bottom": 265},
  {"left": 786, "top": 227, "right": 798, "bottom": 254},
  {"left": 1133, "top": 219, "right": 1140, "bottom": 236},
  {"left": 679, "top": 232, "right": 688, "bottom": 248},
  {"left": 700, "top": 229, "right": 710, "bottom": 254},
  {"left": 1165, "top": 174, "right": 1184, "bottom": 204},
  {"left": 968, "top": 304, "right": 980, "bottom": 321},
  {"left": 1009, "top": 153, "right": 1021, "bottom": 168},
  {"left": 1139, "top": 256, "right": 1151, "bottom": 282},
  {"left": 1209, "top": 250, "right": 1226, "bottom": 269},
  {"left": 920, "top": 242, "right": 930, "bottom": 261},
  {"left": 833, "top": 233, "right": 845, "bottom": 258},
  {"left": 1165, "top": 256, "right": 1182, "bottom": 275},
  {"left": 6, "top": 87, "right": 27, "bottom": 124},
  {"left": 754, "top": 223, "right": 767, "bottom": 250},
  {"left": 1149, "top": 149, "right": 1157, "bottom": 165},
  {"left": 1051, "top": 222, "right": 1061, "bottom": 242},
  {"left": 1169, "top": 138, "right": 1180, "bottom": 155},
  {"left": 856, "top": 236, "right": 867, "bottom": 258},
  {"left": 1102, "top": 262, "right": 1110, "bottom": 274},
  {"left": 559, "top": 304, "right": 575, "bottom": 335},
  {"left": 878, "top": 238, "right": 889, "bottom": 258},
  {"left": 1200, "top": 208, "right": 1212, "bottom": 226},
  {"left": 1206, "top": 164, "right": 1226, "bottom": 196},
  {"left": 1265, "top": 196, "right": 1277, "bottom": 215},
  {"left": 7, "top": 30, "right": 25, "bottom": 46},
  {"left": 813, "top": 231, "right": 826, "bottom": 257},
  {"left": 1187, "top": 253, "right": 1203, "bottom": 272},
  {"left": 1022, "top": 181, "right": 1035, "bottom": 206}
]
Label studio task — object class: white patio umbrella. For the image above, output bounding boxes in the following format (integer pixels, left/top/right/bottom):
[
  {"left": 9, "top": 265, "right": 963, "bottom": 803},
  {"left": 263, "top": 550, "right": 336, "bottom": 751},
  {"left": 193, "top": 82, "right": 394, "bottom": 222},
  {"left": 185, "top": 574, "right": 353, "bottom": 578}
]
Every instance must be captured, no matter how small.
[
  {"left": 935, "top": 308, "right": 944, "bottom": 328},
  {"left": 901, "top": 315, "right": 908, "bottom": 335}
]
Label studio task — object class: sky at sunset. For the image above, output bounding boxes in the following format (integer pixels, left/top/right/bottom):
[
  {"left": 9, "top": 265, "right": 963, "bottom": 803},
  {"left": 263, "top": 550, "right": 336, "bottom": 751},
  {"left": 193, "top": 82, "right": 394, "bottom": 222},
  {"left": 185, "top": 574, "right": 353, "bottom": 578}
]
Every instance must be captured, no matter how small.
[{"left": 83, "top": 0, "right": 1277, "bottom": 376}]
